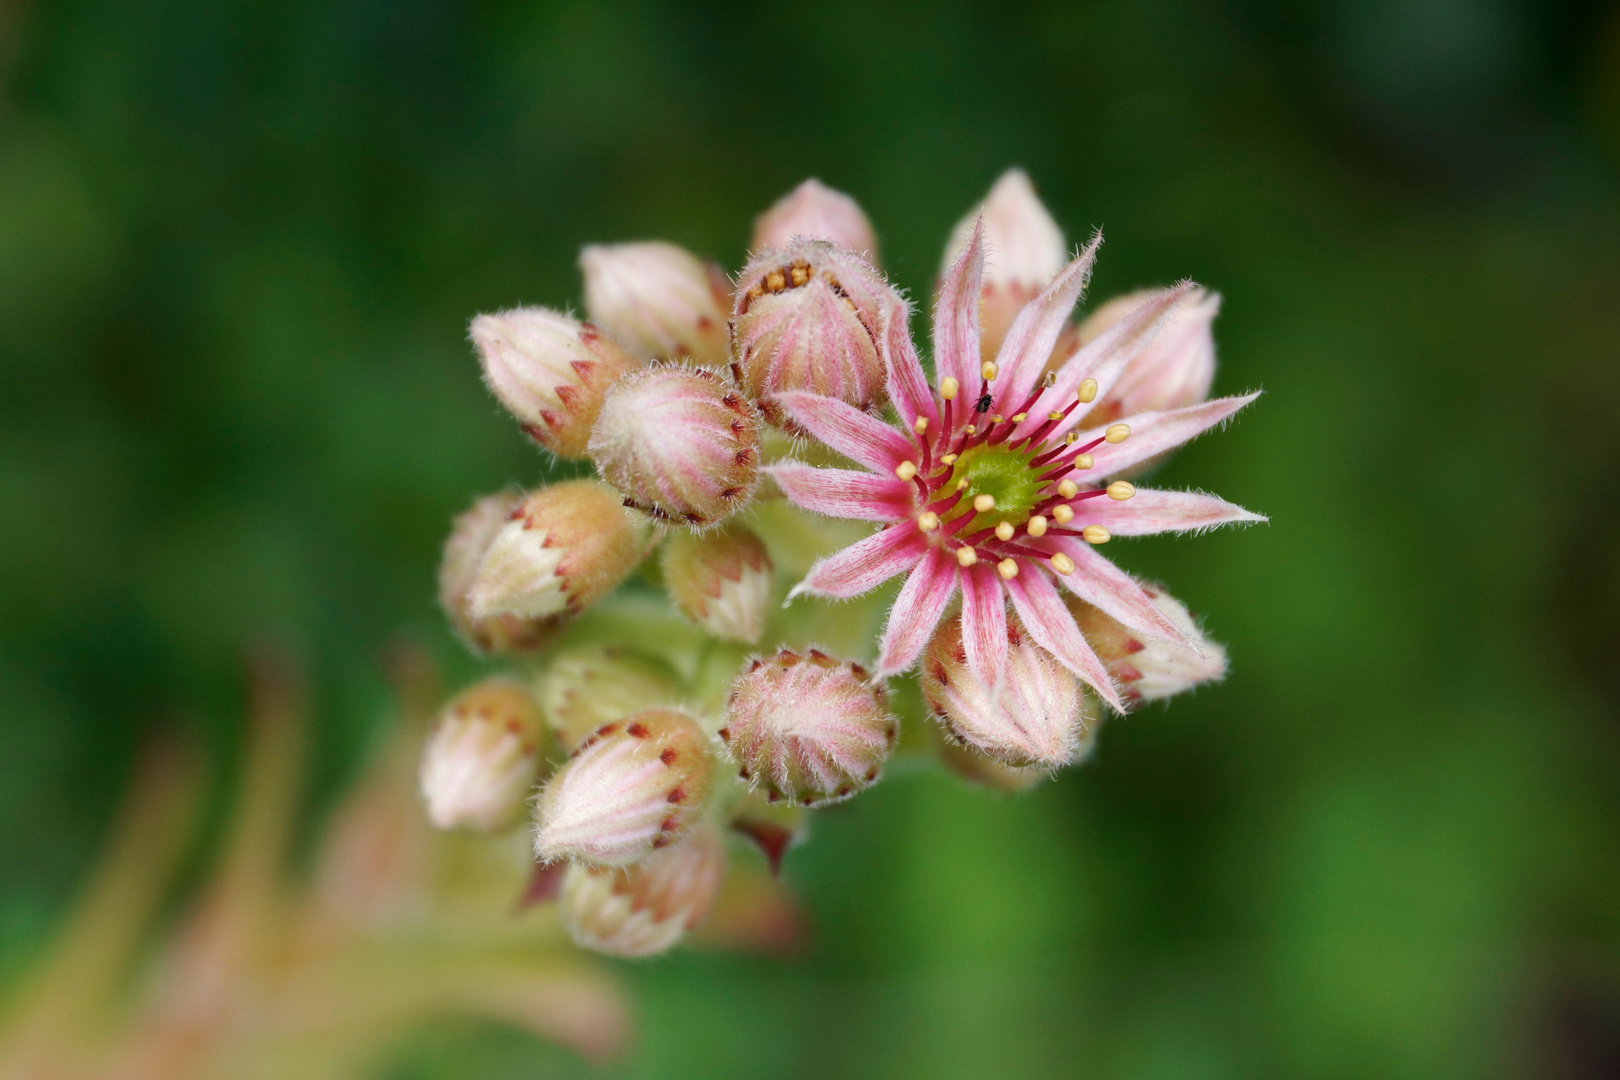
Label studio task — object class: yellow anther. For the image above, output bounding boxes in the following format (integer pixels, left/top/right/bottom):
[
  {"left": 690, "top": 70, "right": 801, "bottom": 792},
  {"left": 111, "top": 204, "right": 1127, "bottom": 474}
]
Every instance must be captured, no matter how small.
[
  {"left": 955, "top": 478, "right": 969, "bottom": 491},
  {"left": 963, "top": 424, "right": 977, "bottom": 435},
  {"left": 1078, "top": 378, "right": 1098, "bottom": 404},
  {"left": 956, "top": 546, "right": 978, "bottom": 567},
  {"left": 1011, "top": 413, "right": 1028, "bottom": 423},
  {"left": 996, "top": 558, "right": 1019, "bottom": 580},
  {"left": 981, "top": 360, "right": 999, "bottom": 381},
  {"left": 1106, "top": 480, "right": 1136, "bottom": 501},
  {"left": 1082, "top": 525, "right": 1111, "bottom": 545},
  {"left": 989, "top": 414, "right": 1003, "bottom": 425},
  {"left": 1105, "top": 423, "right": 1130, "bottom": 444},
  {"left": 1052, "top": 504, "right": 1075, "bottom": 524},
  {"left": 1042, "top": 371, "right": 1057, "bottom": 388},
  {"left": 1064, "top": 431, "right": 1079, "bottom": 444},
  {"left": 1074, "top": 453, "right": 1093, "bottom": 470},
  {"left": 1057, "top": 479, "right": 1079, "bottom": 498},
  {"left": 1050, "top": 552, "right": 1075, "bottom": 575},
  {"left": 1049, "top": 411, "right": 1065, "bottom": 421},
  {"left": 917, "top": 511, "right": 940, "bottom": 533},
  {"left": 941, "top": 377, "right": 960, "bottom": 400},
  {"left": 994, "top": 521, "right": 1015, "bottom": 541},
  {"left": 972, "top": 493, "right": 996, "bottom": 513},
  {"left": 913, "top": 416, "right": 929, "bottom": 435},
  {"left": 1027, "top": 515, "right": 1048, "bottom": 538},
  {"left": 939, "top": 453, "right": 958, "bottom": 466},
  {"left": 895, "top": 460, "right": 918, "bottom": 481}
]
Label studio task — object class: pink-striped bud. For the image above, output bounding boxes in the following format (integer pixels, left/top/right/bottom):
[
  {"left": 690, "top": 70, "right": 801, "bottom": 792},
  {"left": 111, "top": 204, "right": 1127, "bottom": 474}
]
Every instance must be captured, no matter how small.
[
  {"left": 419, "top": 678, "right": 544, "bottom": 832},
  {"left": 588, "top": 366, "right": 761, "bottom": 527},
  {"left": 720, "top": 648, "right": 895, "bottom": 806},
  {"left": 580, "top": 242, "right": 730, "bottom": 366},
  {"left": 438, "top": 491, "right": 557, "bottom": 654},
  {"left": 1079, "top": 287, "right": 1219, "bottom": 426},
  {"left": 466, "top": 480, "right": 651, "bottom": 624},
  {"left": 1068, "top": 585, "right": 1227, "bottom": 706},
  {"left": 660, "top": 522, "right": 774, "bottom": 643},
  {"left": 731, "top": 240, "right": 899, "bottom": 425},
  {"left": 470, "top": 307, "right": 642, "bottom": 458},
  {"left": 534, "top": 708, "right": 715, "bottom": 867},
  {"left": 559, "top": 820, "right": 726, "bottom": 958},
  {"left": 534, "top": 645, "right": 683, "bottom": 752},
  {"left": 941, "top": 169, "right": 1067, "bottom": 359},
  {"left": 751, "top": 179, "right": 878, "bottom": 260},
  {"left": 922, "top": 612, "right": 1096, "bottom": 769},
  {"left": 928, "top": 720, "right": 1049, "bottom": 793}
]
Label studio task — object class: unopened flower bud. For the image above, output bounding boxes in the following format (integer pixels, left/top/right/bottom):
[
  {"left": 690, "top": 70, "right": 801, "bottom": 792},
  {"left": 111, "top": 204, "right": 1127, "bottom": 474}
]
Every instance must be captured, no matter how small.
[
  {"left": 727, "top": 788, "right": 808, "bottom": 875},
  {"left": 731, "top": 239, "right": 899, "bottom": 424},
  {"left": 928, "top": 720, "right": 1047, "bottom": 793},
  {"left": 588, "top": 366, "right": 761, "bottom": 527},
  {"left": 470, "top": 307, "right": 642, "bottom": 457},
  {"left": 720, "top": 648, "right": 895, "bottom": 806},
  {"left": 559, "top": 820, "right": 726, "bottom": 958},
  {"left": 534, "top": 708, "right": 715, "bottom": 867},
  {"left": 466, "top": 480, "right": 651, "bottom": 623},
  {"left": 534, "top": 645, "right": 683, "bottom": 752},
  {"left": 419, "top": 678, "right": 545, "bottom": 832},
  {"left": 1068, "top": 585, "right": 1227, "bottom": 706},
  {"left": 751, "top": 179, "right": 878, "bottom": 260},
  {"left": 921, "top": 612, "right": 1095, "bottom": 769},
  {"left": 941, "top": 169, "right": 1066, "bottom": 359},
  {"left": 580, "top": 242, "right": 730, "bottom": 366},
  {"left": 438, "top": 491, "right": 556, "bottom": 654},
  {"left": 1078, "top": 287, "right": 1219, "bottom": 425},
  {"left": 660, "top": 522, "right": 774, "bottom": 643}
]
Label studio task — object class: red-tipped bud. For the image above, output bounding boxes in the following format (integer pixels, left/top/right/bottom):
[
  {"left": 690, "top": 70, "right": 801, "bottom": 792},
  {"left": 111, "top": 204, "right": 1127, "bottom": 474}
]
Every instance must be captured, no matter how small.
[
  {"left": 579, "top": 242, "right": 730, "bottom": 366},
  {"left": 534, "top": 708, "right": 715, "bottom": 867},
  {"left": 1079, "top": 287, "right": 1218, "bottom": 425},
  {"left": 751, "top": 179, "right": 878, "bottom": 260},
  {"left": 438, "top": 491, "right": 557, "bottom": 654},
  {"left": 721, "top": 648, "right": 895, "bottom": 806},
  {"left": 559, "top": 819, "right": 726, "bottom": 958},
  {"left": 534, "top": 645, "right": 684, "bottom": 752},
  {"left": 922, "top": 612, "right": 1096, "bottom": 769},
  {"left": 588, "top": 366, "right": 761, "bottom": 527},
  {"left": 660, "top": 522, "right": 774, "bottom": 643},
  {"left": 419, "top": 678, "right": 545, "bottom": 832},
  {"left": 731, "top": 239, "right": 899, "bottom": 425},
  {"left": 727, "top": 788, "right": 808, "bottom": 875},
  {"left": 941, "top": 169, "right": 1067, "bottom": 358},
  {"left": 1069, "top": 585, "right": 1227, "bottom": 706},
  {"left": 470, "top": 307, "right": 642, "bottom": 458},
  {"left": 464, "top": 480, "right": 650, "bottom": 624}
]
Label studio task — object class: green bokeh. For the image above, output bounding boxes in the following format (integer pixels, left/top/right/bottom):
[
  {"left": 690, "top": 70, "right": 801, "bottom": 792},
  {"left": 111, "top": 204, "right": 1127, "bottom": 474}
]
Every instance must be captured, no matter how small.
[{"left": 4, "top": 0, "right": 1620, "bottom": 1076}]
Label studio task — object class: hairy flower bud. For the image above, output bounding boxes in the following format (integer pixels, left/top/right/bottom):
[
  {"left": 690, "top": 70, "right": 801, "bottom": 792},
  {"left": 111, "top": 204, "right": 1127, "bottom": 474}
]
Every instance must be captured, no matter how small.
[
  {"left": 419, "top": 678, "right": 545, "bottom": 832},
  {"left": 1068, "top": 585, "right": 1227, "bottom": 706},
  {"left": 534, "top": 708, "right": 715, "bottom": 867},
  {"left": 470, "top": 307, "right": 642, "bottom": 457},
  {"left": 922, "top": 612, "right": 1095, "bottom": 769},
  {"left": 751, "top": 179, "right": 878, "bottom": 260},
  {"left": 534, "top": 645, "right": 683, "bottom": 752},
  {"left": 720, "top": 648, "right": 895, "bottom": 806},
  {"left": 559, "top": 820, "right": 726, "bottom": 958},
  {"left": 660, "top": 522, "right": 774, "bottom": 643},
  {"left": 588, "top": 366, "right": 761, "bottom": 527},
  {"left": 466, "top": 480, "right": 651, "bottom": 623},
  {"left": 731, "top": 239, "right": 898, "bottom": 424},
  {"left": 928, "top": 721, "right": 1048, "bottom": 793},
  {"left": 579, "top": 242, "right": 730, "bottom": 366},
  {"left": 1078, "top": 287, "right": 1219, "bottom": 425},
  {"left": 438, "top": 491, "right": 556, "bottom": 654},
  {"left": 941, "top": 169, "right": 1067, "bottom": 358}
]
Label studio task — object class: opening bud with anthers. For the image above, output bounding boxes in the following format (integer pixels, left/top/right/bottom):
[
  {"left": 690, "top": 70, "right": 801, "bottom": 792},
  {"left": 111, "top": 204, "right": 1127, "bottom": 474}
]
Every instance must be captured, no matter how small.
[
  {"left": 1067, "top": 584, "right": 1227, "bottom": 706},
  {"left": 418, "top": 678, "right": 545, "bottom": 832},
  {"left": 580, "top": 241, "right": 731, "bottom": 366},
  {"left": 751, "top": 179, "right": 878, "bottom": 260},
  {"left": 534, "top": 708, "right": 715, "bottom": 867},
  {"left": 439, "top": 491, "right": 559, "bottom": 655},
  {"left": 721, "top": 648, "right": 896, "bottom": 806},
  {"left": 470, "top": 308, "right": 643, "bottom": 458},
  {"left": 465, "top": 480, "right": 651, "bottom": 625},
  {"left": 1077, "top": 286, "right": 1220, "bottom": 425},
  {"left": 588, "top": 366, "right": 762, "bottom": 527},
  {"left": 533, "top": 644, "right": 683, "bottom": 752},
  {"left": 661, "top": 521, "right": 774, "bottom": 643},
  {"left": 559, "top": 819, "right": 726, "bottom": 958}
]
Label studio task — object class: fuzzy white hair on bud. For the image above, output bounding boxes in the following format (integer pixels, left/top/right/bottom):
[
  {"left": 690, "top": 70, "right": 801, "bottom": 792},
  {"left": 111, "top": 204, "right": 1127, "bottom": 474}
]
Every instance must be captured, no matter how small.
[
  {"left": 438, "top": 491, "right": 558, "bottom": 655},
  {"left": 579, "top": 242, "right": 730, "bottom": 366},
  {"left": 533, "top": 645, "right": 684, "bottom": 752},
  {"left": 559, "top": 820, "right": 726, "bottom": 958},
  {"left": 661, "top": 523, "right": 775, "bottom": 643},
  {"left": 1069, "top": 585, "right": 1227, "bottom": 706},
  {"left": 419, "top": 679, "right": 545, "bottom": 832},
  {"left": 751, "top": 179, "right": 878, "bottom": 260}
]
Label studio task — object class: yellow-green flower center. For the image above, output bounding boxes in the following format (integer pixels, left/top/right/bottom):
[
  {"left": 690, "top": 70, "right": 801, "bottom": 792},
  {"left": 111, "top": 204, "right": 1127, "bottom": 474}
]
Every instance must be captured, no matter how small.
[{"left": 940, "top": 442, "right": 1044, "bottom": 533}]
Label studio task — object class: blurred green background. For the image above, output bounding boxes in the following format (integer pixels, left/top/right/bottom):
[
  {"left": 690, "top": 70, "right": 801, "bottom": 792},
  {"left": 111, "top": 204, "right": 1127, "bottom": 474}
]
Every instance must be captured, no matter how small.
[{"left": 4, "top": 0, "right": 1620, "bottom": 1076}]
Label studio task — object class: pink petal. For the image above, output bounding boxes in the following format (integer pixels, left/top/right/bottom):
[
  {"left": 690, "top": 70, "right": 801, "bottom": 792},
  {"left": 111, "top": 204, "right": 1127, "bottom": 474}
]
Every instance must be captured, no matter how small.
[
  {"left": 1004, "top": 566, "right": 1125, "bottom": 712},
  {"left": 934, "top": 220, "right": 984, "bottom": 391},
  {"left": 994, "top": 234, "right": 1102, "bottom": 408},
  {"left": 790, "top": 523, "right": 928, "bottom": 600},
  {"left": 882, "top": 299, "right": 940, "bottom": 432},
  {"left": 877, "top": 547, "right": 959, "bottom": 676},
  {"left": 1086, "top": 488, "right": 1266, "bottom": 536},
  {"left": 959, "top": 561, "right": 1008, "bottom": 695},
  {"left": 768, "top": 463, "right": 918, "bottom": 522},
  {"left": 770, "top": 390, "right": 916, "bottom": 473},
  {"left": 1043, "top": 537, "right": 1188, "bottom": 645},
  {"left": 1081, "top": 393, "right": 1260, "bottom": 476}
]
